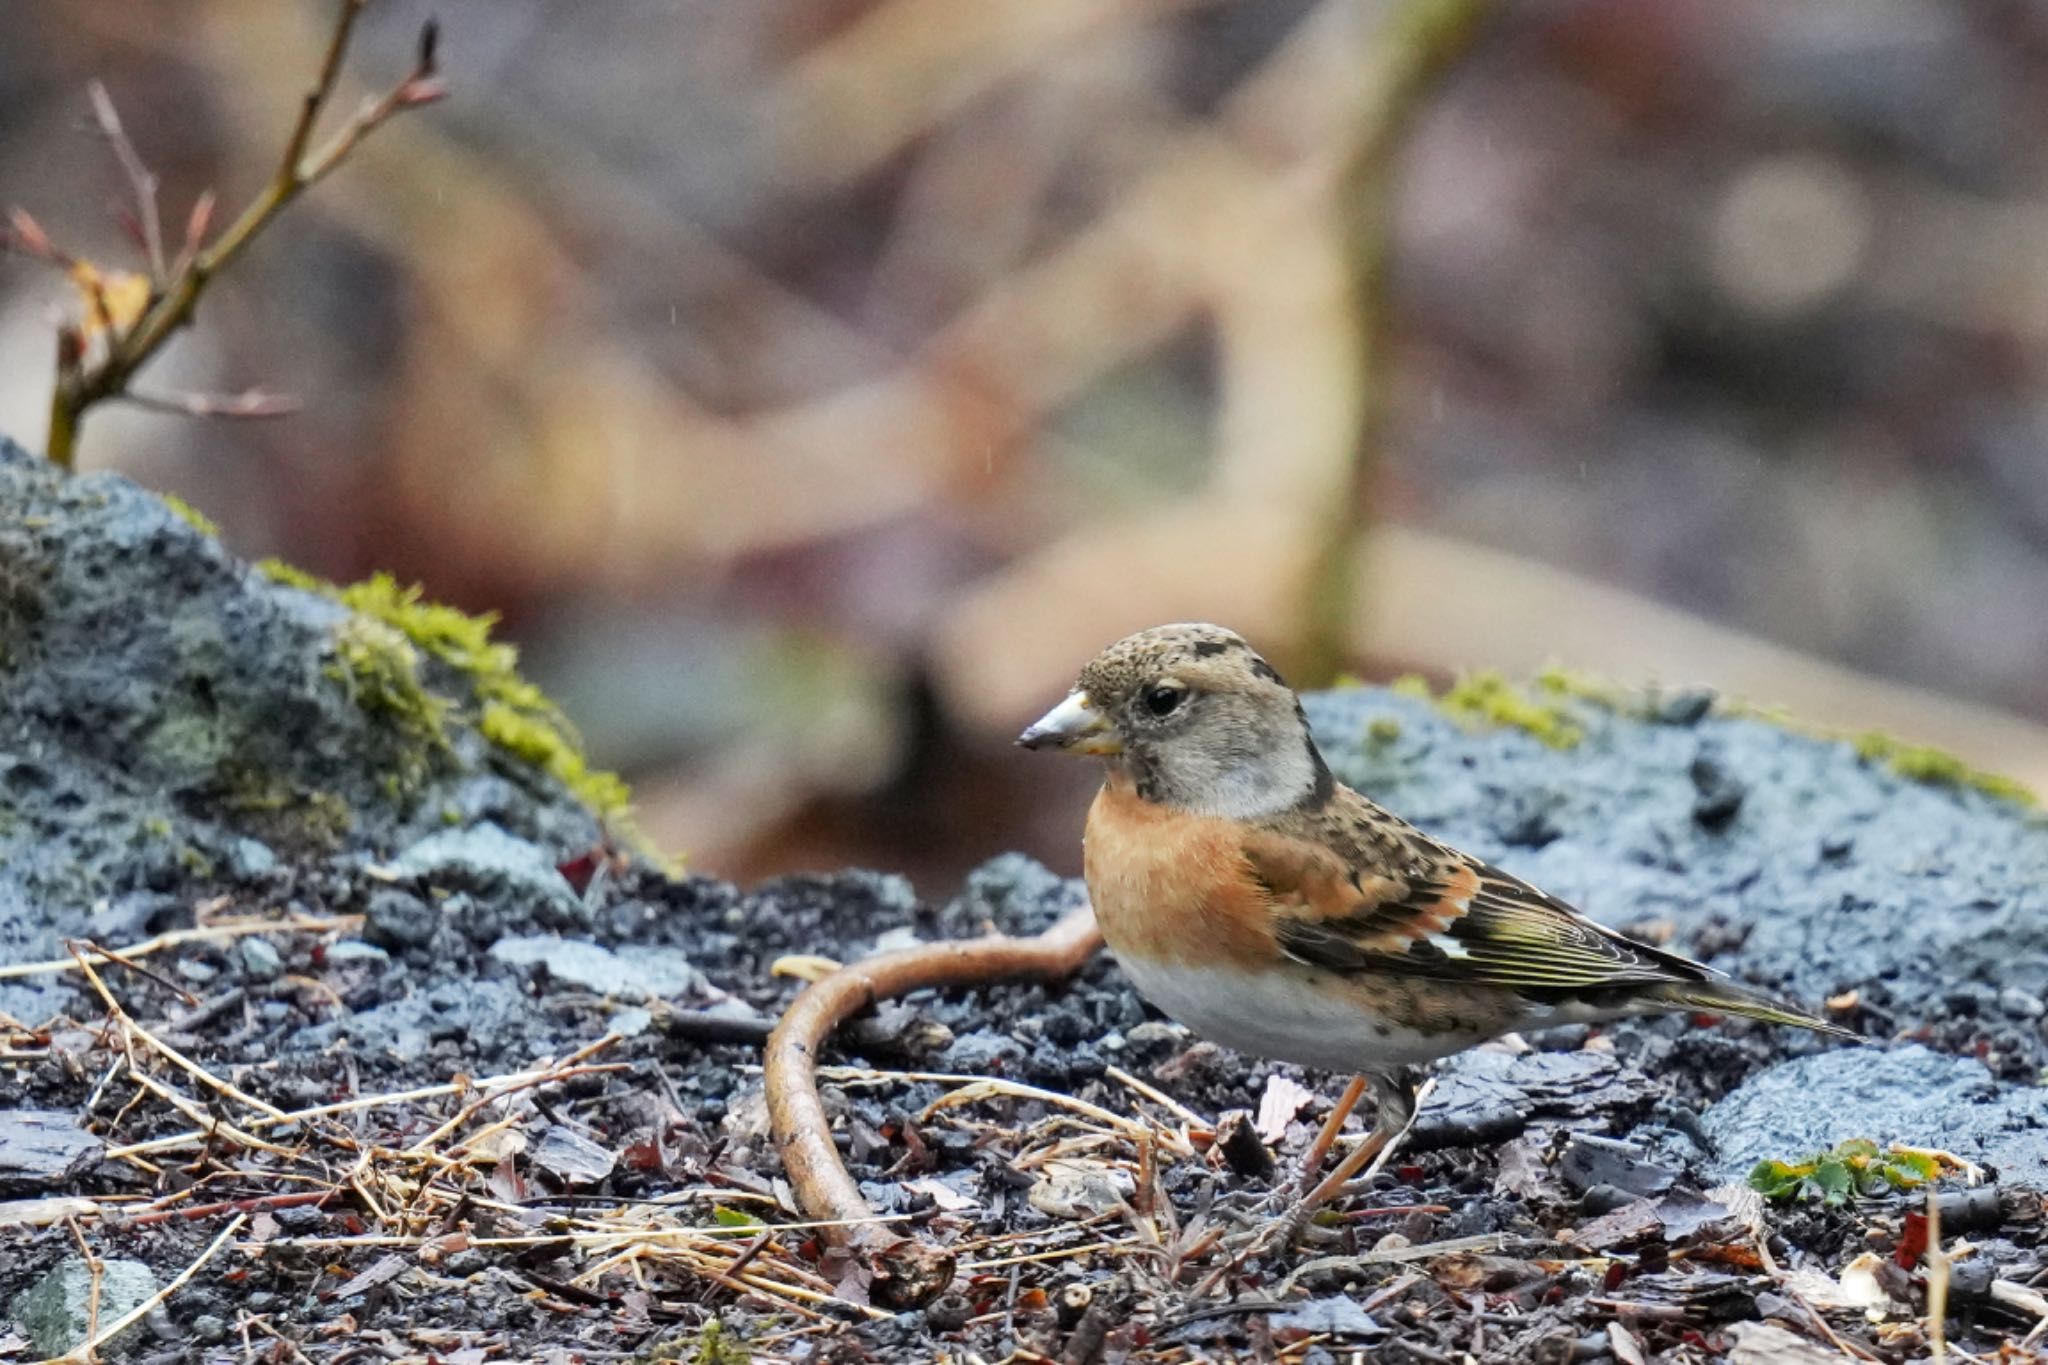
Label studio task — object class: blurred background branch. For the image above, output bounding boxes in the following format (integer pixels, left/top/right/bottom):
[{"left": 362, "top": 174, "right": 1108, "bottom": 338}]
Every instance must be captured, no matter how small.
[
  {"left": 4, "top": 0, "right": 441, "bottom": 469},
  {"left": 5, "top": 0, "right": 2048, "bottom": 883}
]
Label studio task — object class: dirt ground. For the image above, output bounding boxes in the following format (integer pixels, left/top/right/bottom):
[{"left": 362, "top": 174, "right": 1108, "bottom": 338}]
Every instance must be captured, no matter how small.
[{"left": 3, "top": 441, "right": 2046, "bottom": 1362}]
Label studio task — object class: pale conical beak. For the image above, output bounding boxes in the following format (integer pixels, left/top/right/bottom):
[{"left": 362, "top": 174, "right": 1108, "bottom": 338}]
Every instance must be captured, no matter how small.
[{"left": 1016, "top": 690, "right": 1121, "bottom": 755}]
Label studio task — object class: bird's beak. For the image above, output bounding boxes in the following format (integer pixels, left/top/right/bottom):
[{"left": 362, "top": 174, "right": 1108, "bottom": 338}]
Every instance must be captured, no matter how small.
[{"left": 1017, "top": 691, "right": 1121, "bottom": 755}]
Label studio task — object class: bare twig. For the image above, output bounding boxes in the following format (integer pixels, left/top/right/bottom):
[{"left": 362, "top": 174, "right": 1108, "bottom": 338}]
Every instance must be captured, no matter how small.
[
  {"left": 764, "top": 905, "right": 1102, "bottom": 1307},
  {"left": 1927, "top": 1186, "right": 1950, "bottom": 1365},
  {"left": 0, "top": 914, "right": 360, "bottom": 982},
  {"left": 120, "top": 388, "right": 301, "bottom": 420},
  {"left": 86, "top": 80, "right": 165, "bottom": 281},
  {"left": 35, "top": 0, "right": 444, "bottom": 469}
]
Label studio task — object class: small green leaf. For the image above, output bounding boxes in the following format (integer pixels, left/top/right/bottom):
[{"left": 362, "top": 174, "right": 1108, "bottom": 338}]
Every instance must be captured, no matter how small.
[
  {"left": 1748, "top": 1159, "right": 1809, "bottom": 1199},
  {"left": 712, "top": 1206, "right": 765, "bottom": 1231},
  {"left": 1811, "top": 1157, "right": 1854, "bottom": 1205},
  {"left": 1887, "top": 1149, "right": 1940, "bottom": 1184}
]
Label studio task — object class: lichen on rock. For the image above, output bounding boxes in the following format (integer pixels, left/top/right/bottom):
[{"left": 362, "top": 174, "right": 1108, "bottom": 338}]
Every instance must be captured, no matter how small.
[{"left": 0, "top": 436, "right": 636, "bottom": 972}]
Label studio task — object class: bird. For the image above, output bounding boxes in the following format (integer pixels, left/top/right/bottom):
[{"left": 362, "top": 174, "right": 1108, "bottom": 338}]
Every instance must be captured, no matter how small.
[{"left": 1017, "top": 622, "right": 1857, "bottom": 1238}]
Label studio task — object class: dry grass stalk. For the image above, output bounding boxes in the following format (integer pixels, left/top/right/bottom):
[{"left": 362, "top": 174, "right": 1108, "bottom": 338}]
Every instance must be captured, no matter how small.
[{"left": 0, "top": 913, "right": 361, "bottom": 982}]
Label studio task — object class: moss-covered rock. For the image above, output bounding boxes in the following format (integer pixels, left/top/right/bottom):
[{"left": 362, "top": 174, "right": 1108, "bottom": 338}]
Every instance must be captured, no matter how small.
[{"left": 0, "top": 437, "right": 635, "bottom": 978}]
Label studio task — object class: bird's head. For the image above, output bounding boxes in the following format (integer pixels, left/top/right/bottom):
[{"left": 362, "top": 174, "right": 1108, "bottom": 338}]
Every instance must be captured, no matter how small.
[{"left": 1017, "top": 623, "right": 1331, "bottom": 818}]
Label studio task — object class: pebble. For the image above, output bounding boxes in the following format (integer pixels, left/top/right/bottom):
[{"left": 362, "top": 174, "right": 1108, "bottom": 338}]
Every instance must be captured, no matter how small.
[
  {"left": 1999, "top": 986, "right": 2044, "bottom": 1020},
  {"left": 238, "top": 936, "right": 284, "bottom": 981}
]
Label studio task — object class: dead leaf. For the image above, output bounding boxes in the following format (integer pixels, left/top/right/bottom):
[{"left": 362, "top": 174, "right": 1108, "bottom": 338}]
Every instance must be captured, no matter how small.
[
  {"left": 1607, "top": 1321, "right": 1647, "bottom": 1365},
  {"left": 1256, "top": 1074, "right": 1316, "bottom": 1143},
  {"left": 67, "top": 260, "right": 151, "bottom": 346},
  {"left": 327, "top": 1253, "right": 408, "bottom": 1301},
  {"left": 1725, "top": 1321, "right": 1841, "bottom": 1364},
  {"left": 771, "top": 953, "right": 844, "bottom": 982},
  {"left": 903, "top": 1176, "right": 978, "bottom": 1212},
  {"left": 1027, "top": 1159, "right": 1135, "bottom": 1220}
]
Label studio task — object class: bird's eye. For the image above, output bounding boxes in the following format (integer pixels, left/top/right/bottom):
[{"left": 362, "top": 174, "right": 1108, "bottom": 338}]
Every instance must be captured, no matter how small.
[{"left": 1143, "top": 683, "right": 1185, "bottom": 717}]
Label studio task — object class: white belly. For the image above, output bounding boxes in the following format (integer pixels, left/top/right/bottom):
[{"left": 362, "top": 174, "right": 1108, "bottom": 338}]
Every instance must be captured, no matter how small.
[{"left": 1114, "top": 955, "right": 1478, "bottom": 1072}]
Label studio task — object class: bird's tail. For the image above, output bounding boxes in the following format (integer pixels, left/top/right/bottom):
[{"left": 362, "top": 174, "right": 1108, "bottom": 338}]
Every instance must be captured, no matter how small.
[{"left": 1651, "top": 979, "right": 1865, "bottom": 1041}]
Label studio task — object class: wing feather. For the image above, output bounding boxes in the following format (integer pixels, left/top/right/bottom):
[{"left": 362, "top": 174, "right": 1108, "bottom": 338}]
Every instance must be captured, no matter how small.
[{"left": 1247, "top": 792, "right": 1711, "bottom": 999}]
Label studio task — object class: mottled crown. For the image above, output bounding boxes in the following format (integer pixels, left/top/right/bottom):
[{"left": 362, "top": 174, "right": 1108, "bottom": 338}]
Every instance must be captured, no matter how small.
[{"left": 1075, "top": 623, "right": 1285, "bottom": 702}]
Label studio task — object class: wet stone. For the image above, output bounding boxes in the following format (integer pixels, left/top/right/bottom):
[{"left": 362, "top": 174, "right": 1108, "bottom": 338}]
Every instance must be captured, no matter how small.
[
  {"left": 362, "top": 888, "right": 440, "bottom": 950},
  {"left": 1412, "top": 1049, "right": 1661, "bottom": 1148},
  {"left": 1699, "top": 1045, "right": 2048, "bottom": 1181},
  {"left": 487, "top": 934, "right": 702, "bottom": 1000},
  {"left": 10, "top": 1257, "right": 158, "bottom": 1357},
  {"left": 1558, "top": 1135, "right": 1676, "bottom": 1199},
  {"left": 0, "top": 1112, "right": 102, "bottom": 1192}
]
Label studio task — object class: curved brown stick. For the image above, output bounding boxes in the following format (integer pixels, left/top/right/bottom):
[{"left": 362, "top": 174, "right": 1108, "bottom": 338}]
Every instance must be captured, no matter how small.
[{"left": 764, "top": 906, "right": 1102, "bottom": 1306}]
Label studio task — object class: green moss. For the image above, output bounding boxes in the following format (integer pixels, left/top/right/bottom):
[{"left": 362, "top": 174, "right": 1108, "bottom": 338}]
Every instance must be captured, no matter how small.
[
  {"left": 641, "top": 1321, "right": 750, "bottom": 1365},
  {"left": 159, "top": 493, "right": 220, "bottom": 538},
  {"left": 257, "top": 559, "right": 636, "bottom": 824},
  {"left": 480, "top": 700, "right": 631, "bottom": 815},
  {"left": 330, "top": 615, "right": 451, "bottom": 752},
  {"left": 1398, "top": 671, "right": 1584, "bottom": 749},
  {"left": 1533, "top": 665, "right": 1629, "bottom": 710},
  {"left": 214, "top": 764, "right": 354, "bottom": 852},
  {"left": 690, "top": 1323, "right": 751, "bottom": 1365},
  {"left": 1365, "top": 716, "right": 1403, "bottom": 745},
  {"left": 1851, "top": 731, "right": 2034, "bottom": 806}
]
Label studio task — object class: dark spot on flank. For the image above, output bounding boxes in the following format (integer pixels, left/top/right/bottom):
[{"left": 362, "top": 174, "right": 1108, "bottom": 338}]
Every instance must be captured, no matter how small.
[
  {"left": 1193, "top": 639, "right": 1230, "bottom": 658},
  {"left": 1250, "top": 657, "right": 1284, "bottom": 684}
]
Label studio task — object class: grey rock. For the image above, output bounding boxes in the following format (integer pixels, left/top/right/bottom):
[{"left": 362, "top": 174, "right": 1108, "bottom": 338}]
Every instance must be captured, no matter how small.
[
  {"left": 362, "top": 888, "right": 440, "bottom": 950},
  {"left": 1412, "top": 1049, "right": 1661, "bottom": 1148},
  {"left": 227, "top": 838, "right": 278, "bottom": 878},
  {"left": 1305, "top": 688, "right": 2048, "bottom": 1007},
  {"left": 237, "top": 937, "right": 283, "bottom": 981},
  {"left": 322, "top": 939, "right": 391, "bottom": 966},
  {"left": 0, "top": 438, "right": 606, "bottom": 947},
  {"left": 0, "top": 1111, "right": 103, "bottom": 1192},
  {"left": 1699, "top": 1045, "right": 2048, "bottom": 1181},
  {"left": 10, "top": 1256, "right": 158, "bottom": 1357},
  {"left": 390, "top": 824, "right": 587, "bottom": 929},
  {"left": 1998, "top": 986, "right": 2044, "bottom": 1020},
  {"left": 487, "top": 934, "right": 701, "bottom": 999},
  {"left": 1559, "top": 1134, "right": 1677, "bottom": 1198}
]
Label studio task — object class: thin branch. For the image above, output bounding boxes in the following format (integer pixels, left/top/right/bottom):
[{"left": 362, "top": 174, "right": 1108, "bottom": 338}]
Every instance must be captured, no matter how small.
[
  {"left": 763, "top": 905, "right": 1102, "bottom": 1309},
  {"left": 86, "top": 80, "right": 165, "bottom": 281},
  {"left": 121, "top": 388, "right": 301, "bottom": 420},
  {"left": 39, "top": 0, "right": 445, "bottom": 469}
]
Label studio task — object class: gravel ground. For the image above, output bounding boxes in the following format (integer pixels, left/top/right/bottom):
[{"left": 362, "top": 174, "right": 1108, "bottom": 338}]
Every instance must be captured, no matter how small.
[{"left": 3, "top": 441, "right": 2045, "bottom": 1362}]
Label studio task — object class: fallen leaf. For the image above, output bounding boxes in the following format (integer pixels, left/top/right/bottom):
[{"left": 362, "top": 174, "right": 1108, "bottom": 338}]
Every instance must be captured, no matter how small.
[
  {"left": 67, "top": 260, "right": 151, "bottom": 347},
  {"left": 904, "top": 1176, "right": 978, "bottom": 1212},
  {"left": 771, "top": 953, "right": 844, "bottom": 982},
  {"left": 1256, "top": 1074, "right": 1316, "bottom": 1144},
  {"left": 1607, "top": 1321, "right": 1647, "bottom": 1365},
  {"left": 327, "top": 1253, "right": 408, "bottom": 1302},
  {"left": 1725, "top": 1321, "right": 1841, "bottom": 1364},
  {"left": 1027, "top": 1159, "right": 1135, "bottom": 1220}
]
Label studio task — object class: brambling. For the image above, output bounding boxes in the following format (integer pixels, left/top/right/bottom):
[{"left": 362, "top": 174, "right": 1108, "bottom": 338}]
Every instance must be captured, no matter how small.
[{"left": 1019, "top": 623, "right": 1855, "bottom": 1231}]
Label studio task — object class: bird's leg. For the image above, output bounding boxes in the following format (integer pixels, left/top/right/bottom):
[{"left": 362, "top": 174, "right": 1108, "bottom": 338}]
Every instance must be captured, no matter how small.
[
  {"left": 1297, "top": 1075, "right": 1369, "bottom": 1183},
  {"left": 1267, "top": 1068, "right": 1424, "bottom": 1251},
  {"left": 1242, "top": 1074, "right": 1368, "bottom": 1222}
]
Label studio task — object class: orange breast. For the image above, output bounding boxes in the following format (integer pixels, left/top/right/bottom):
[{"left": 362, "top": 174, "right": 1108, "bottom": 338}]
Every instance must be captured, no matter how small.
[{"left": 1083, "top": 777, "right": 1279, "bottom": 970}]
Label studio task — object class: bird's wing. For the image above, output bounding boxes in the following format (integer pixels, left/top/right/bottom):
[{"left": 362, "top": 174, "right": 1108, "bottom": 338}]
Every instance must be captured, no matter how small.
[{"left": 1243, "top": 790, "right": 1712, "bottom": 998}]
